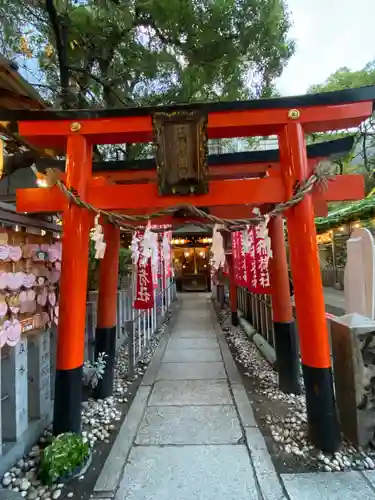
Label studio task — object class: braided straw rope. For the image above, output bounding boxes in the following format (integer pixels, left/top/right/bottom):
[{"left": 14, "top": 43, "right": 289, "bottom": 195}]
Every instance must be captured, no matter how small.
[{"left": 45, "top": 160, "right": 335, "bottom": 232}]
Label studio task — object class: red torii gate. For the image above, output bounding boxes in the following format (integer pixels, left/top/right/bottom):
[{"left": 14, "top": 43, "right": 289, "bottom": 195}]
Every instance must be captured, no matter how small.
[{"left": 2, "top": 86, "right": 374, "bottom": 454}]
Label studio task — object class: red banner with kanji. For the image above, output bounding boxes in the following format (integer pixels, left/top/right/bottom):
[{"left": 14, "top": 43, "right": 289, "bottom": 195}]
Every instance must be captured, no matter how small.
[
  {"left": 134, "top": 256, "right": 155, "bottom": 310},
  {"left": 231, "top": 231, "right": 247, "bottom": 286},
  {"left": 247, "top": 226, "right": 271, "bottom": 294}
]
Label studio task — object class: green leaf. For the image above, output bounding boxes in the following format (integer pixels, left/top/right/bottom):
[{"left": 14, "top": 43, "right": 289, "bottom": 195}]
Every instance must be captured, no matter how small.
[{"left": 39, "top": 433, "right": 90, "bottom": 486}]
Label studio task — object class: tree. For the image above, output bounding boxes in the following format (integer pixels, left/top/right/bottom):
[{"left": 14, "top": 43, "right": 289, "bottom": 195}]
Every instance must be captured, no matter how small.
[
  {"left": 307, "top": 62, "right": 375, "bottom": 194},
  {"left": 0, "top": 0, "right": 294, "bottom": 170}
]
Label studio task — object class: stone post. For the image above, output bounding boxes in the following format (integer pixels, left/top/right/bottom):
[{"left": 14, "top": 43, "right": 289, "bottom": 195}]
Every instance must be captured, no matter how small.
[{"left": 1, "top": 339, "right": 28, "bottom": 441}]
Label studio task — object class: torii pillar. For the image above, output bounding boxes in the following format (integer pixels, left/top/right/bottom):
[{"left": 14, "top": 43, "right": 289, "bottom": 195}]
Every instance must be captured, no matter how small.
[
  {"left": 278, "top": 122, "right": 341, "bottom": 452},
  {"left": 53, "top": 135, "right": 92, "bottom": 435},
  {"left": 268, "top": 215, "right": 300, "bottom": 394},
  {"left": 94, "top": 222, "right": 121, "bottom": 399}
]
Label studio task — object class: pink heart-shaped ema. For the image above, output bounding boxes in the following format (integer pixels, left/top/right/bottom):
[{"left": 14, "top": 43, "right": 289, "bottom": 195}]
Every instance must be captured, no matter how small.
[
  {"left": 55, "top": 261, "right": 61, "bottom": 271},
  {"left": 0, "top": 245, "right": 9, "bottom": 261},
  {"left": 28, "top": 300, "right": 36, "bottom": 313},
  {"left": 0, "top": 326, "right": 6, "bottom": 348},
  {"left": 0, "top": 272, "right": 7, "bottom": 290},
  {"left": 0, "top": 302, "right": 8, "bottom": 318},
  {"left": 3, "top": 320, "right": 11, "bottom": 344},
  {"left": 7, "top": 272, "right": 25, "bottom": 291},
  {"left": 20, "top": 302, "right": 28, "bottom": 314},
  {"left": 48, "top": 247, "right": 59, "bottom": 262},
  {"left": 7, "top": 319, "right": 21, "bottom": 346},
  {"left": 23, "top": 273, "right": 36, "bottom": 289},
  {"left": 48, "top": 292, "right": 56, "bottom": 307},
  {"left": 9, "top": 246, "right": 22, "bottom": 262},
  {"left": 37, "top": 292, "right": 47, "bottom": 307},
  {"left": 49, "top": 270, "right": 60, "bottom": 284}
]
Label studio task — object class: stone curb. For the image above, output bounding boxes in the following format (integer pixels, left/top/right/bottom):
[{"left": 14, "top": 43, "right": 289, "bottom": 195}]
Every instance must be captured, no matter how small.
[
  {"left": 238, "top": 313, "right": 277, "bottom": 368},
  {"left": 209, "top": 304, "right": 242, "bottom": 385},
  {"left": 245, "top": 429, "right": 289, "bottom": 500},
  {"left": 92, "top": 386, "right": 151, "bottom": 498}
]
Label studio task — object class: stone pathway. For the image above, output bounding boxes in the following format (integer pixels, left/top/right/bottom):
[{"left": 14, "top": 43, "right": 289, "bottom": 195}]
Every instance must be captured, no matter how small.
[{"left": 93, "top": 293, "right": 375, "bottom": 500}]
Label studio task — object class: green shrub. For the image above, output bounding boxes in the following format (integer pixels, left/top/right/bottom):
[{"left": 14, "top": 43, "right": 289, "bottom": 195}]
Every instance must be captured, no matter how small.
[{"left": 39, "top": 433, "right": 90, "bottom": 485}]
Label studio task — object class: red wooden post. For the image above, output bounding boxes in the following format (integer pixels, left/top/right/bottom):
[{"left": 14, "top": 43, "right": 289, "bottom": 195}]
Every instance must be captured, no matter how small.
[
  {"left": 278, "top": 122, "right": 340, "bottom": 452},
  {"left": 268, "top": 215, "right": 300, "bottom": 394},
  {"left": 94, "top": 222, "right": 121, "bottom": 399},
  {"left": 53, "top": 135, "right": 92, "bottom": 435}
]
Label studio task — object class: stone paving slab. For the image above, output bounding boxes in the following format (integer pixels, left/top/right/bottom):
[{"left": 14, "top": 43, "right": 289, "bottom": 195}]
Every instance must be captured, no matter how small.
[
  {"left": 172, "top": 326, "right": 216, "bottom": 338},
  {"left": 173, "top": 321, "right": 213, "bottom": 335},
  {"left": 167, "top": 337, "right": 218, "bottom": 350},
  {"left": 148, "top": 380, "right": 233, "bottom": 406},
  {"left": 156, "top": 361, "right": 226, "bottom": 380},
  {"left": 135, "top": 405, "right": 242, "bottom": 445},
  {"left": 362, "top": 471, "right": 375, "bottom": 489},
  {"left": 281, "top": 471, "right": 375, "bottom": 499},
  {"left": 163, "top": 348, "right": 222, "bottom": 363},
  {"left": 115, "top": 445, "right": 260, "bottom": 500}
]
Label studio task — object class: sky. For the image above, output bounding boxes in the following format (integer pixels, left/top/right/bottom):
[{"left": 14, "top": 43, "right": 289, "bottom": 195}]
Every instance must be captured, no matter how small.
[{"left": 276, "top": 0, "right": 375, "bottom": 96}]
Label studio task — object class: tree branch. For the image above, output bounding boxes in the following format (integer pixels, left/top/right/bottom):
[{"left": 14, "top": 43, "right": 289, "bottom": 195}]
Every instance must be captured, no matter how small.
[
  {"left": 45, "top": 0, "right": 71, "bottom": 108},
  {"left": 68, "top": 65, "right": 135, "bottom": 106}
]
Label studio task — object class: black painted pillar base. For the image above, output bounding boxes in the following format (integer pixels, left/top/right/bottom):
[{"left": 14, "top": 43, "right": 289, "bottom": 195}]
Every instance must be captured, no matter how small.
[
  {"left": 302, "top": 364, "right": 341, "bottom": 453},
  {"left": 218, "top": 285, "right": 225, "bottom": 309},
  {"left": 274, "top": 321, "right": 301, "bottom": 394},
  {"left": 94, "top": 326, "right": 117, "bottom": 399},
  {"left": 231, "top": 311, "right": 238, "bottom": 327},
  {"left": 53, "top": 366, "right": 83, "bottom": 435}
]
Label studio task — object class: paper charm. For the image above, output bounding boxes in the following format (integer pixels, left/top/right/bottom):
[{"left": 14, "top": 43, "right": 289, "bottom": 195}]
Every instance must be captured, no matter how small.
[
  {"left": 131, "top": 232, "right": 140, "bottom": 263},
  {"left": 90, "top": 214, "right": 106, "bottom": 259},
  {"left": 139, "top": 221, "right": 153, "bottom": 265},
  {"left": 210, "top": 225, "right": 226, "bottom": 271}
]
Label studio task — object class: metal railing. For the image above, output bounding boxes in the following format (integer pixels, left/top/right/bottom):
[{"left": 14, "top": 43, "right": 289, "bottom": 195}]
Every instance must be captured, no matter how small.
[
  {"left": 213, "top": 283, "right": 274, "bottom": 346},
  {"left": 237, "top": 286, "right": 275, "bottom": 348},
  {"left": 128, "top": 280, "right": 175, "bottom": 376},
  {"left": 321, "top": 268, "right": 345, "bottom": 290},
  {"left": 85, "top": 278, "right": 177, "bottom": 374}
]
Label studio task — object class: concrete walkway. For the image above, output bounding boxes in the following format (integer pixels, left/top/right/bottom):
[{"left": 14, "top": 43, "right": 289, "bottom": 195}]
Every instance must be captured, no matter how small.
[{"left": 93, "top": 293, "right": 375, "bottom": 500}]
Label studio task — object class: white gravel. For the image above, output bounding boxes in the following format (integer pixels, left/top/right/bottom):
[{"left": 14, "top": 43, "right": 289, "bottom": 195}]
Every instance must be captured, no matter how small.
[{"left": 217, "top": 309, "right": 375, "bottom": 473}]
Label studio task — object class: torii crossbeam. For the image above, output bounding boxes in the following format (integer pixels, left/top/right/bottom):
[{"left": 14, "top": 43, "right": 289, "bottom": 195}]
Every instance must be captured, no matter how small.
[{"left": 2, "top": 85, "right": 375, "bottom": 454}]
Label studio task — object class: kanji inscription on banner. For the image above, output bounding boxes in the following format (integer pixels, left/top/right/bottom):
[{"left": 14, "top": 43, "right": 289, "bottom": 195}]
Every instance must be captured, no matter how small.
[
  {"left": 134, "top": 257, "right": 154, "bottom": 310},
  {"left": 231, "top": 231, "right": 247, "bottom": 286},
  {"left": 247, "top": 225, "right": 271, "bottom": 294}
]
